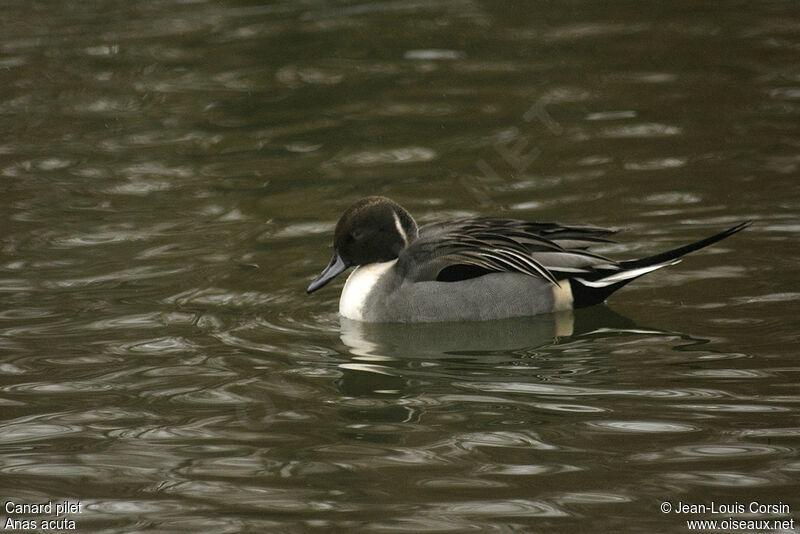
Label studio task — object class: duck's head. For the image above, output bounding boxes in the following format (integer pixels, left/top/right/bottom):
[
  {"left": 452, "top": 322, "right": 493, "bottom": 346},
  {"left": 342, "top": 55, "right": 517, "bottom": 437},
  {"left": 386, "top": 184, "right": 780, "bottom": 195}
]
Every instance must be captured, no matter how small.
[{"left": 306, "top": 196, "right": 418, "bottom": 294}]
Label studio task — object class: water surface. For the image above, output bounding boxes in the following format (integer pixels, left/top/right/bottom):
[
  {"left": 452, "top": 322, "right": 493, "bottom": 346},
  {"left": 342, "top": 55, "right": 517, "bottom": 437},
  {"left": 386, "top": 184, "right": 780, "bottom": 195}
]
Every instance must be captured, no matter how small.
[{"left": 2, "top": 1, "right": 799, "bottom": 532}]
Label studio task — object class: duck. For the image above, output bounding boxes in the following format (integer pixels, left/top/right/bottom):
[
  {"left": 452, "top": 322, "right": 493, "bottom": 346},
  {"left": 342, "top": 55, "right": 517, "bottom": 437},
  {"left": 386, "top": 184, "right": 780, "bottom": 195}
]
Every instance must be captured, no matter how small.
[{"left": 306, "top": 196, "right": 749, "bottom": 322}]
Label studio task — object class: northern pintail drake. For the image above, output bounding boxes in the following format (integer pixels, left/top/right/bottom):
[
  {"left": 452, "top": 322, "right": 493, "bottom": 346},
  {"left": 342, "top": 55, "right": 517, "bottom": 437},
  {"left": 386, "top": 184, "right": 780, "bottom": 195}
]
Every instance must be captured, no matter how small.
[{"left": 307, "top": 196, "right": 749, "bottom": 322}]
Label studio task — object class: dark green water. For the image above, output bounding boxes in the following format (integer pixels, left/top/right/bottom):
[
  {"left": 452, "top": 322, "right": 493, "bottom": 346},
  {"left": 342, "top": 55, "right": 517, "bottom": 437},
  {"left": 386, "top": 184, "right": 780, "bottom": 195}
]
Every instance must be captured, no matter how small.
[{"left": 2, "top": 1, "right": 799, "bottom": 532}]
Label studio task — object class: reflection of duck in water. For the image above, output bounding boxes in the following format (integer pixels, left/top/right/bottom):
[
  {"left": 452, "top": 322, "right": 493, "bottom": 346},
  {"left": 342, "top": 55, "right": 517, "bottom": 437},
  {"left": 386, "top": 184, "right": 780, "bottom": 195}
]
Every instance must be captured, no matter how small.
[
  {"left": 308, "top": 196, "right": 749, "bottom": 323},
  {"left": 339, "top": 306, "right": 646, "bottom": 361},
  {"left": 335, "top": 307, "right": 683, "bottom": 398}
]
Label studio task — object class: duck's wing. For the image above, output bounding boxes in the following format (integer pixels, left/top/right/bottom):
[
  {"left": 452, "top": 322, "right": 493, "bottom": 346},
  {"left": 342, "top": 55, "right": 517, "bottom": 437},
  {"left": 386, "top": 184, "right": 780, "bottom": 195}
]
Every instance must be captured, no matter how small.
[{"left": 400, "top": 217, "right": 619, "bottom": 284}]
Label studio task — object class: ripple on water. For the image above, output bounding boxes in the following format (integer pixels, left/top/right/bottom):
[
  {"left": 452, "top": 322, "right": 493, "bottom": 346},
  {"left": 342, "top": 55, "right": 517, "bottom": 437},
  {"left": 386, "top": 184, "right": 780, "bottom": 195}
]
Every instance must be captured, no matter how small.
[
  {"left": 456, "top": 381, "right": 729, "bottom": 400},
  {"left": 2, "top": 380, "right": 115, "bottom": 394},
  {"left": 275, "top": 64, "right": 345, "bottom": 87},
  {"left": 159, "top": 480, "right": 340, "bottom": 513},
  {"left": 365, "top": 516, "right": 486, "bottom": 533},
  {"left": 598, "top": 123, "right": 682, "bottom": 138},
  {"left": 0, "top": 317, "right": 94, "bottom": 340},
  {"left": 84, "top": 312, "right": 198, "bottom": 331},
  {"left": 735, "top": 292, "right": 800, "bottom": 304},
  {"left": 108, "top": 422, "right": 224, "bottom": 441},
  {"left": 631, "top": 443, "right": 792, "bottom": 463},
  {"left": 663, "top": 471, "right": 775, "bottom": 487},
  {"left": 104, "top": 336, "right": 199, "bottom": 356},
  {"left": 131, "top": 517, "right": 252, "bottom": 533},
  {"left": 0, "top": 307, "right": 61, "bottom": 320},
  {"left": 682, "top": 369, "right": 771, "bottom": 378},
  {"left": 51, "top": 223, "right": 176, "bottom": 248},
  {"left": 42, "top": 354, "right": 119, "bottom": 366},
  {"left": 416, "top": 477, "right": 507, "bottom": 489},
  {"left": 671, "top": 403, "right": 791, "bottom": 413},
  {"left": 435, "top": 499, "right": 568, "bottom": 518},
  {"left": 47, "top": 265, "right": 190, "bottom": 289},
  {"left": 217, "top": 311, "right": 329, "bottom": 344},
  {"left": 0, "top": 462, "right": 117, "bottom": 479},
  {"left": 311, "top": 444, "right": 449, "bottom": 470},
  {"left": 586, "top": 420, "right": 698, "bottom": 433},
  {"left": 164, "top": 287, "right": 287, "bottom": 308},
  {"left": 338, "top": 146, "right": 437, "bottom": 166},
  {"left": 624, "top": 158, "right": 687, "bottom": 171},
  {"left": 0, "top": 278, "right": 36, "bottom": 292},
  {"left": 533, "top": 402, "right": 607, "bottom": 413},
  {"left": 84, "top": 499, "right": 189, "bottom": 515},
  {"left": 140, "top": 365, "right": 228, "bottom": 378},
  {"left": 178, "top": 455, "right": 272, "bottom": 479},
  {"left": 640, "top": 192, "right": 703, "bottom": 205},
  {"left": 476, "top": 463, "right": 582, "bottom": 477},
  {"left": 740, "top": 427, "right": 800, "bottom": 438},
  {"left": 454, "top": 430, "right": 557, "bottom": 451},
  {"left": 404, "top": 48, "right": 466, "bottom": 60},
  {"left": 0, "top": 422, "right": 85, "bottom": 444},
  {"left": 269, "top": 222, "right": 332, "bottom": 238},
  {"left": 555, "top": 492, "right": 632, "bottom": 505},
  {"left": 170, "top": 387, "right": 254, "bottom": 406}
]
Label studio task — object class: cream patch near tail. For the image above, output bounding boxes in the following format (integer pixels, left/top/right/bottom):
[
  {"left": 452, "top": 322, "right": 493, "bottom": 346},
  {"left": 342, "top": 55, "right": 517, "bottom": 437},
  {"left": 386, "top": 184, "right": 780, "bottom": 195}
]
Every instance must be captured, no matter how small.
[{"left": 551, "top": 281, "right": 574, "bottom": 312}]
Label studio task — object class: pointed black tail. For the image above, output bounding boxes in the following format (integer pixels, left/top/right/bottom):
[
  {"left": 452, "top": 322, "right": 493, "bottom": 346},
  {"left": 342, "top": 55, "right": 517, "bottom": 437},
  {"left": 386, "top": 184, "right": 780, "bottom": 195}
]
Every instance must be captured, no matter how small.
[{"left": 570, "top": 221, "right": 751, "bottom": 308}]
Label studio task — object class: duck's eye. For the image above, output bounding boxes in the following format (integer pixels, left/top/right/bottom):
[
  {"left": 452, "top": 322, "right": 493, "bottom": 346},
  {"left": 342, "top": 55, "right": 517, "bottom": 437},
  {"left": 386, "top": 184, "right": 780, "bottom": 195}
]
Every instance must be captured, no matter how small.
[{"left": 350, "top": 230, "right": 365, "bottom": 241}]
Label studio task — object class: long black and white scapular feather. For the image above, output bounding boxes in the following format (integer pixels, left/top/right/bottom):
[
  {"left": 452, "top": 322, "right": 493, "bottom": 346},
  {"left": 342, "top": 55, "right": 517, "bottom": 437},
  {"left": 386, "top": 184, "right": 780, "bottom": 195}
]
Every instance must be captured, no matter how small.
[{"left": 400, "top": 217, "right": 751, "bottom": 308}]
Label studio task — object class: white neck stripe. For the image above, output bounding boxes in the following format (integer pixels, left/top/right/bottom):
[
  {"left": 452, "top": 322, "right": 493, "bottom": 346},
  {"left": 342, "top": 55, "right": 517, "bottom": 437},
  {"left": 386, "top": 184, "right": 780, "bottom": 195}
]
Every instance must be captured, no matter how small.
[{"left": 392, "top": 210, "right": 408, "bottom": 247}]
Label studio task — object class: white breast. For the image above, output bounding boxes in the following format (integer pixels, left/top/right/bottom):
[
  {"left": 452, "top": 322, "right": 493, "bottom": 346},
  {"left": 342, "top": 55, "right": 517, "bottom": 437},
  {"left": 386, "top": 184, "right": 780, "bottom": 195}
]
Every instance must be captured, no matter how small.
[{"left": 339, "top": 259, "right": 397, "bottom": 321}]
